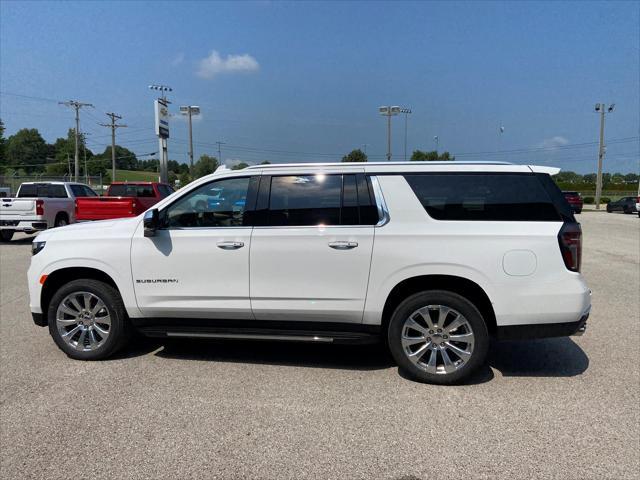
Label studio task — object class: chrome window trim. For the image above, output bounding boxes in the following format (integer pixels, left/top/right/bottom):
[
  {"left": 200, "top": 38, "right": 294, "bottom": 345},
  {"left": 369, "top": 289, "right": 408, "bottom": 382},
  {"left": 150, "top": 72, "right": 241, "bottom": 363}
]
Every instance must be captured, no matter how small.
[{"left": 369, "top": 176, "right": 390, "bottom": 227}]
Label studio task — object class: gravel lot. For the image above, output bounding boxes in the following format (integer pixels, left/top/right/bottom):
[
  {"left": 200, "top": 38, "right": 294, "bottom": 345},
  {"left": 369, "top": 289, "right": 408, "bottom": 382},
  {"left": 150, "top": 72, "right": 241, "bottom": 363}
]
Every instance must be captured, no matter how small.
[{"left": 1, "top": 212, "right": 638, "bottom": 480}]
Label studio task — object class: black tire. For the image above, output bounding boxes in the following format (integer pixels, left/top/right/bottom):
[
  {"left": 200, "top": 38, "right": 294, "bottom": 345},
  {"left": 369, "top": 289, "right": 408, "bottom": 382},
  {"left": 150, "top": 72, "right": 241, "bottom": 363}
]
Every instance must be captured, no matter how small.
[
  {"left": 606, "top": 205, "right": 612, "bottom": 213},
  {"left": 0, "top": 230, "right": 14, "bottom": 242},
  {"left": 388, "top": 290, "right": 489, "bottom": 385},
  {"left": 575, "top": 209, "right": 582, "bottom": 214},
  {"left": 623, "top": 206, "right": 631, "bottom": 214},
  {"left": 54, "top": 213, "right": 69, "bottom": 227},
  {"left": 48, "top": 279, "right": 131, "bottom": 360}
]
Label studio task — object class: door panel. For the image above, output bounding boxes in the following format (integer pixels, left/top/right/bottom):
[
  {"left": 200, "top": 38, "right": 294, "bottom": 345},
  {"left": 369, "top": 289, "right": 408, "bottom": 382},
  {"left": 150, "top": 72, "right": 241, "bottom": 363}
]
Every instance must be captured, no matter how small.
[
  {"left": 131, "top": 226, "right": 252, "bottom": 318},
  {"left": 130, "top": 175, "right": 256, "bottom": 319},
  {"left": 250, "top": 226, "right": 374, "bottom": 323}
]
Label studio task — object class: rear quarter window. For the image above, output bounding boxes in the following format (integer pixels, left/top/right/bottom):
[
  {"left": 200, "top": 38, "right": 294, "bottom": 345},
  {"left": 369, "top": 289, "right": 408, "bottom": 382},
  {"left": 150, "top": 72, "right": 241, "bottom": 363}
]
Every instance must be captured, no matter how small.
[{"left": 404, "top": 173, "right": 562, "bottom": 221}]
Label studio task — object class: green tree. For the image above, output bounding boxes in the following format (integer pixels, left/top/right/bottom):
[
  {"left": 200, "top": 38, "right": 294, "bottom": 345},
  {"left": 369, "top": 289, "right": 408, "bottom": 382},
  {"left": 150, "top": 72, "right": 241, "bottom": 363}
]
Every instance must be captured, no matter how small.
[
  {"left": 231, "top": 162, "right": 250, "bottom": 170},
  {"left": 193, "top": 154, "right": 219, "bottom": 178},
  {"left": 555, "top": 171, "right": 583, "bottom": 184},
  {"left": 341, "top": 149, "right": 368, "bottom": 163},
  {"left": 260, "top": 160, "right": 271, "bottom": 165},
  {"left": 410, "top": 150, "right": 454, "bottom": 161},
  {"left": 5, "top": 128, "right": 48, "bottom": 173},
  {"left": 96, "top": 145, "right": 137, "bottom": 170},
  {"left": 178, "top": 171, "right": 192, "bottom": 187}
]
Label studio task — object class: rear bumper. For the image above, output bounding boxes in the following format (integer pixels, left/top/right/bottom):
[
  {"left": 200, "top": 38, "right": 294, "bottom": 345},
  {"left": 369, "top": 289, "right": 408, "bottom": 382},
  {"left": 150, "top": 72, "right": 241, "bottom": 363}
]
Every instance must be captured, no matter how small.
[
  {"left": 0, "top": 220, "right": 48, "bottom": 232},
  {"left": 496, "top": 312, "right": 588, "bottom": 340}
]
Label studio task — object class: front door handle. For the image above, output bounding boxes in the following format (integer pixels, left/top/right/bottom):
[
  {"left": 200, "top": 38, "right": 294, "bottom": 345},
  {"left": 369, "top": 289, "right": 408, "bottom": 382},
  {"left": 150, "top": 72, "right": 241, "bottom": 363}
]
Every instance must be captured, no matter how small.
[
  {"left": 328, "top": 241, "right": 358, "bottom": 250},
  {"left": 217, "top": 241, "right": 244, "bottom": 250}
]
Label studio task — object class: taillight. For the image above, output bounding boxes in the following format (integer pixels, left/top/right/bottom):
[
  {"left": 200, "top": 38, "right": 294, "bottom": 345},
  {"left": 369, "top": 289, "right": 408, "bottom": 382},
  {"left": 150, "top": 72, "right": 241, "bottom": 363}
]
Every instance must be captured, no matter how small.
[
  {"left": 36, "top": 199, "right": 44, "bottom": 216},
  {"left": 558, "top": 222, "right": 582, "bottom": 272},
  {"left": 131, "top": 201, "right": 136, "bottom": 214}
]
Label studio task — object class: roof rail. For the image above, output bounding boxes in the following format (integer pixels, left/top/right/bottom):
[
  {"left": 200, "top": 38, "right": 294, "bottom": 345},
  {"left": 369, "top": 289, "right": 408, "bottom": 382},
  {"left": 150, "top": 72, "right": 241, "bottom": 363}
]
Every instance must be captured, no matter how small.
[{"left": 244, "top": 160, "right": 513, "bottom": 170}]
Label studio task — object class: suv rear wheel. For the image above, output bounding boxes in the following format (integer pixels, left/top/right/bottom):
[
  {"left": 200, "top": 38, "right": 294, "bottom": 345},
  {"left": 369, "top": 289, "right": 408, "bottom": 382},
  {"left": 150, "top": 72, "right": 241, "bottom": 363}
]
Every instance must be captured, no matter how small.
[
  {"left": 388, "top": 290, "right": 489, "bottom": 384},
  {"left": 48, "top": 279, "right": 131, "bottom": 360},
  {"left": 0, "top": 230, "right": 14, "bottom": 242}
]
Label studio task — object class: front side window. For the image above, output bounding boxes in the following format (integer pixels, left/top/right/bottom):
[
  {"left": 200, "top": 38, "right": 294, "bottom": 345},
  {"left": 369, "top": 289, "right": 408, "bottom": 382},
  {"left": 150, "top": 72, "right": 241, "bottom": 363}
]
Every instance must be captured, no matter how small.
[
  {"left": 165, "top": 177, "right": 250, "bottom": 228},
  {"left": 404, "top": 173, "right": 561, "bottom": 221},
  {"left": 267, "top": 175, "right": 342, "bottom": 226}
]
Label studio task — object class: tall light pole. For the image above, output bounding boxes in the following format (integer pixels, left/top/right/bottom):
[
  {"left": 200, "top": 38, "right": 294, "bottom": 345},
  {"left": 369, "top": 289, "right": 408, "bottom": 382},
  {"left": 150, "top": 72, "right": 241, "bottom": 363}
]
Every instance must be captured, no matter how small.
[
  {"left": 594, "top": 103, "right": 615, "bottom": 210},
  {"left": 179, "top": 106, "right": 200, "bottom": 176},
  {"left": 59, "top": 100, "right": 94, "bottom": 182},
  {"left": 399, "top": 108, "right": 412, "bottom": 161},
  {"left": 149, "top": 84, "right": 172, "bottom": 183},
  {"left": 362, "top": 144, "right": 368, "bottom": 155},
  {"left": 379, "top": 106, "right": 401, "bottom": 161},
  {"left": 434, "top": 135, "right": 439, "bottom": 151}
]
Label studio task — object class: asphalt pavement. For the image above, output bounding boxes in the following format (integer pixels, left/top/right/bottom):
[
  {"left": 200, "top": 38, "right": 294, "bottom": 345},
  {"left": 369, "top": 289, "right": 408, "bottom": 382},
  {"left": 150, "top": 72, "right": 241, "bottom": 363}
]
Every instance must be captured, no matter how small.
[{"left": 1, "top": 211, "right": 638, "bottom": 479}]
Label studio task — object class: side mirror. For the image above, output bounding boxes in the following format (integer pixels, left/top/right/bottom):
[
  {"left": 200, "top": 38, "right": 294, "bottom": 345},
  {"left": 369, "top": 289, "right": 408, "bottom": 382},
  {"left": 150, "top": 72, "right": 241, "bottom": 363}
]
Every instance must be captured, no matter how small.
[{"left": 143, "top": 209, "right": 159, "bottom": 237}]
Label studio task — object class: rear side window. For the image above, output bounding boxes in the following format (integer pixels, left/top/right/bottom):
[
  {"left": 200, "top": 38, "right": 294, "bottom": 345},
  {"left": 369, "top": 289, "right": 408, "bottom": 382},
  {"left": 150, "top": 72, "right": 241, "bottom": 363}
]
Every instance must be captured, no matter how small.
[
  {"left": 404, "top": 173, "right": 562, "bottom": 221},
  {"left": 268, "top": 175, "right": 342, "bottom": 226}
]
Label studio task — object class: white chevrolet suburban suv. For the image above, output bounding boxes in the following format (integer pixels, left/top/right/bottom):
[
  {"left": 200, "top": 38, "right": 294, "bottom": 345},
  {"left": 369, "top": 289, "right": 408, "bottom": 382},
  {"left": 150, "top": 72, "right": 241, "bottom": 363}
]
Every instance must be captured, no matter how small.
[{"left": 27, "top": 162, "right": 590, "bottom": 384}]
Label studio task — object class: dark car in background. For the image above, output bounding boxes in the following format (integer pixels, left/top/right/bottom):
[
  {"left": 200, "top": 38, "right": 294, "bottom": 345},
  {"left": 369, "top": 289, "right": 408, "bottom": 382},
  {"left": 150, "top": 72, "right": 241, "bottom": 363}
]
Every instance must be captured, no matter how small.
[
  {"left": 606, "top": 196, "right": 638, "bottom": 214},
  {"left": 562, "top": 191, "right": 583, "bottom": 214}
]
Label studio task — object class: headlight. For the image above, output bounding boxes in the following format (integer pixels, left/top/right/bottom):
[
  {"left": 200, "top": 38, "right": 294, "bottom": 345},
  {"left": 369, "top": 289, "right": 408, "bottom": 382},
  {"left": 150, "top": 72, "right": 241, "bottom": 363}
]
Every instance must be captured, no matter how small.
[{"left": 32, "top": 241, "right": 46, "bottom": 256}]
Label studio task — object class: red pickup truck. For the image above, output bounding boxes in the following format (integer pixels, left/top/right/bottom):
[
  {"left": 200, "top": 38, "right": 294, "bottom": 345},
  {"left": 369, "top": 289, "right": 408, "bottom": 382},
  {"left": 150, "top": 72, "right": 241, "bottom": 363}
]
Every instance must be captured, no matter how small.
[{"left": 75, "top": 182, "right": 174, "bottom": 221}]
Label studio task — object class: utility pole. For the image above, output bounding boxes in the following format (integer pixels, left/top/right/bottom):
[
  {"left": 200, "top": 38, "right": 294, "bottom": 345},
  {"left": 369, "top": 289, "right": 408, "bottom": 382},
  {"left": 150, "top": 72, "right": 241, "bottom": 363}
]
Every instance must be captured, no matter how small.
[
  {"left": 594, "top": 103, "right": 615, "bottom": 210},
  {"left": 400, "top": 108, "right": 412, "bottom": 161},
  {"left": 81, "top": 131, "right": 91, "bottom": 183},
  {"left": 215, "top": 141, "right": 226, "bottom": 169},
  {"left": 59, "top": 100, "right": 94, "bottom": 181},
  {"left": 149, "top": 84, "right": 172, "bottom": 184},
  {"left": 99, "top": 113, "right": 127, "bottom": 183},
  {"left": 379, "top": 106, "right": 401, "bottom": 161},
  {"left": 362, "top": 144, "right": 368, "bottom": 155},
  {"left": 180, "top": 106, "right": 201, "bottom": 176}
]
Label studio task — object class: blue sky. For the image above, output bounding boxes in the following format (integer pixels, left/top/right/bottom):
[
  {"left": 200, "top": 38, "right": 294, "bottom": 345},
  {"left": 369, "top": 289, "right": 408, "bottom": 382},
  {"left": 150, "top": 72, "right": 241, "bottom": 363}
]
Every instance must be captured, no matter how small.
[{"left": 1, "top": 0, "right": 638, "bottom": 173}]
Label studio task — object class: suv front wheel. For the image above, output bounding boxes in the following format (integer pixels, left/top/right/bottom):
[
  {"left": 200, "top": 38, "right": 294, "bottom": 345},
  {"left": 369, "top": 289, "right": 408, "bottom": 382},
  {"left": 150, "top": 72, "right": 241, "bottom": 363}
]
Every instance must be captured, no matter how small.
[
  {"left": 388, "top": 290, "right": 489, "bottom": 385},
  {"left": 48, "top": 279, "right": 131, "bottom": 360}
]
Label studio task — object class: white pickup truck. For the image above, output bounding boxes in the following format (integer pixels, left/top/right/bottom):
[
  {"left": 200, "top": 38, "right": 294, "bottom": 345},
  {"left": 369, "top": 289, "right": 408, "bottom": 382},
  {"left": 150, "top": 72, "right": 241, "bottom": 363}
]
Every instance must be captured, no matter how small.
[{"left": 0, "top": 182, "right": 97, "bottom": 241}]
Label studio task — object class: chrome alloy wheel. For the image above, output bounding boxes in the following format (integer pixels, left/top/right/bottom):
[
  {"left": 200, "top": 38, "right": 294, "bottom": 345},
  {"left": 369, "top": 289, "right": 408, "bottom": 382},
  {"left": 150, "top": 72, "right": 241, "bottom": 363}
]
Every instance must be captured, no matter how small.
[
  {"left": 56, "top": 292, "right": 111, "bottom": 351},
  {"left": 401, "top": 305, "right": 475, "bottom": 375}
]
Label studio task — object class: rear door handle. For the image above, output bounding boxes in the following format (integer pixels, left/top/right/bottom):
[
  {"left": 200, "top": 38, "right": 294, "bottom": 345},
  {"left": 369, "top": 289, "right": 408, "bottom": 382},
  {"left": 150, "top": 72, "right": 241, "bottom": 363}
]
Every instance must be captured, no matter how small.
[
  {"left": 328, "top": 241, "right": 358, "bottom": 250},
  {"left": 217, "top": 241, "right": 244, "bottom": 250}
]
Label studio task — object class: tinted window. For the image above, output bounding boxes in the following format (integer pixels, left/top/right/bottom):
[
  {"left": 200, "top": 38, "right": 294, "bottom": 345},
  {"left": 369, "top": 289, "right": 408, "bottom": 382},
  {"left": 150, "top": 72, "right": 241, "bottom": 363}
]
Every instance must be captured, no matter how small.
[
  {"left": 17, "top": 184, "right": 37, "bottom": 197},
  {"left": 137, "top": 185, "right": 155, "bottom": 197},
  {"left": 268, "top": 175, "right": 341, "bottom": 226},
  {"left": 109, "top": 184, "right": 153, "bottom": 197},
  {"left": 108, "top": 185, "right": 127, "bottom": 197},
  {"left": 404, "top": 173, "right": 561, "bottom": 221},
  {"left": 158, "top": 185, "right": 174, "bottom": 198},
  {"left": 70, "top": 185, "right": 97, "bottom": 197},
  {"left": 166, "top": 177, "right": 250, "bottom": 228},
  {"left": 18, "top": 184, "right": 67, "bottom": 198}
]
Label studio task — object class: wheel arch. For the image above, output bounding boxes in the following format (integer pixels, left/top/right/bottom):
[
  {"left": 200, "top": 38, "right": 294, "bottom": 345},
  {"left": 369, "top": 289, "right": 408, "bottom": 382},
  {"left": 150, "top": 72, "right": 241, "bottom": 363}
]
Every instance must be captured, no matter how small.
[
  {"left": 41, "top": 267, "right": 120, "bottom": 324},
  {"left": 380, "top": 274, "right": 497, "bottom": 337}
]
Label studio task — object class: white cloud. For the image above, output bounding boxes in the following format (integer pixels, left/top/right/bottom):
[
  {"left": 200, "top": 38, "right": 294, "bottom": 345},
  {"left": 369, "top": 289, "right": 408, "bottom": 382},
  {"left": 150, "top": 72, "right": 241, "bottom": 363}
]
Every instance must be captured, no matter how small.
[
  {"left": 196, "top": 50, "right": 260, "bottom": 79},
  {"left": 171, "top": 53, "right": 185, "bottom": 67},
  {"left": 539, "top": 136, "right": 569, "bottom": 149}
]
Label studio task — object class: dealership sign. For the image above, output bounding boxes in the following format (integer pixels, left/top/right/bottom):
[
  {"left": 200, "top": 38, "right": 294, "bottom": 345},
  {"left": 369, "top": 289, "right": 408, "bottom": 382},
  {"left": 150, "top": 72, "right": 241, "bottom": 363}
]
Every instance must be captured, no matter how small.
[{"left": 154, "top": 99, "right": 170, "bottom": 139}]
